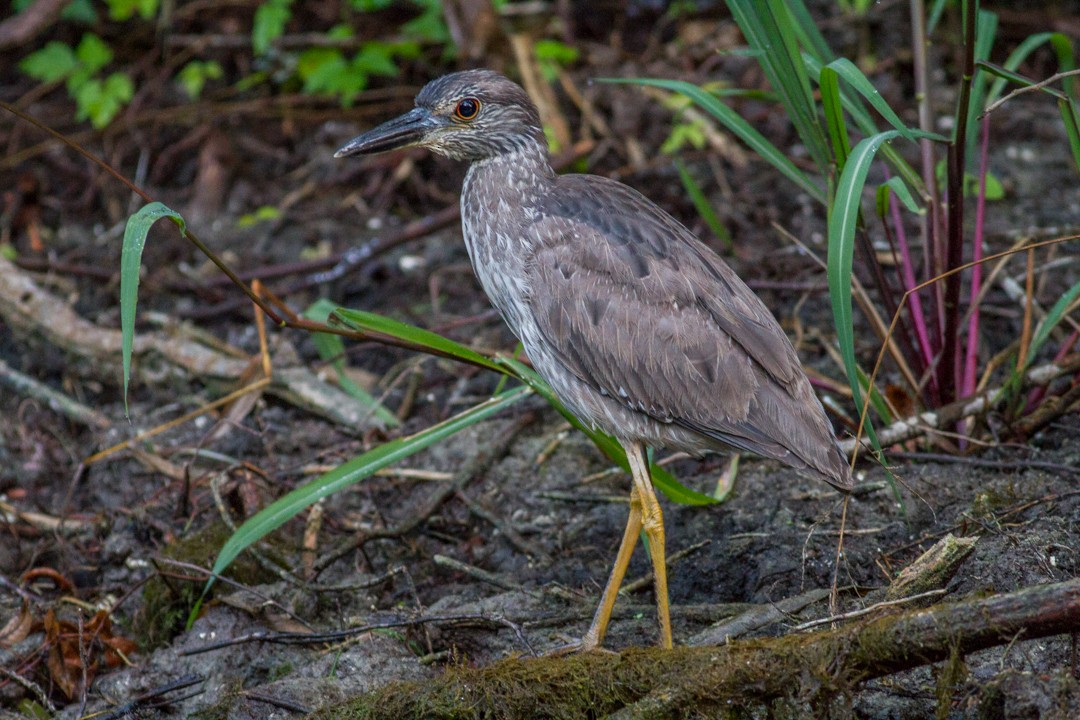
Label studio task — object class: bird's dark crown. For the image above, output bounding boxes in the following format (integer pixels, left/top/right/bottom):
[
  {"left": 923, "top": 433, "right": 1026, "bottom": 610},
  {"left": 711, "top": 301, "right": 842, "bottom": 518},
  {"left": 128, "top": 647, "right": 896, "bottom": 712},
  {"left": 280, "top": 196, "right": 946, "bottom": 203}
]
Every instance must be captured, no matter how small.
[{"left": 414, "top": 70, "right": 546, "bottom": 161}]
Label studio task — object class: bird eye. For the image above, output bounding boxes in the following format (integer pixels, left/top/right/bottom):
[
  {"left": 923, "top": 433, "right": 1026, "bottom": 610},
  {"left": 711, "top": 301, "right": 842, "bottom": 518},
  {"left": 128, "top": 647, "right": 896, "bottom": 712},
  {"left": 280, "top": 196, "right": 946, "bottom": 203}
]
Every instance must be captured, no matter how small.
[{"left": 454, "top": 98, "right": 481, "bottom": 121}]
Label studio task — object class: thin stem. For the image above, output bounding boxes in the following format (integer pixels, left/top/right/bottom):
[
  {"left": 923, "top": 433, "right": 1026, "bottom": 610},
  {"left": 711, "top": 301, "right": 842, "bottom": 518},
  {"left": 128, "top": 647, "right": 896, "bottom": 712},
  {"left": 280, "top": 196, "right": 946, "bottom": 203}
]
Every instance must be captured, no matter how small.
[{"left": 939, "top": 0, "right": 979, "bottom": 404}]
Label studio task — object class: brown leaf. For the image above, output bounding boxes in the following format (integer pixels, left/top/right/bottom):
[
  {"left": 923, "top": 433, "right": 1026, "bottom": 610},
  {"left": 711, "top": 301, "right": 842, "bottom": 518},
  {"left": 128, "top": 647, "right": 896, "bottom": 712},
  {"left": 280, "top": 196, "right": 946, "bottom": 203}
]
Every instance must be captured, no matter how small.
[{"left": 0, "top": 602, "right": 34, "bottom": 648}]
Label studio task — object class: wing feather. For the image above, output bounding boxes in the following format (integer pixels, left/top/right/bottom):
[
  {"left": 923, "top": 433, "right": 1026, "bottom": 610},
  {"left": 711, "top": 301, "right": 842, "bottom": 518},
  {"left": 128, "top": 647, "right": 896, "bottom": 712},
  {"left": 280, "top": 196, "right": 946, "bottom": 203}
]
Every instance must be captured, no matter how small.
[{"left": 525, "top": 174, "right": 848, "bottom": 484}]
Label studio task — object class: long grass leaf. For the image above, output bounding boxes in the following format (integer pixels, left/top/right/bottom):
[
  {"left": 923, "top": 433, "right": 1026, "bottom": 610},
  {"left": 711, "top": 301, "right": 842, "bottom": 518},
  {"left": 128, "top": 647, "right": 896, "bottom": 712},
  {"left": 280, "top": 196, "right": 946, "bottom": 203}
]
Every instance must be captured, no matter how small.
[
  {"left": 198, "top": 384, "right": 533, "bottom": 607},
  {"left": 985, "top": 32, "right": 1076, "bottom": 108},
  {"left": 828, "top": 131, "right": 907, "bottom": 448},
  {"left": 728, "top": 0, "right": 830, "bottom": 171},
  {"left": 803, "top": 55, "right": 937, "bottom": 197},
  {"left": 609, "top": 77, "right": 825, "bottom": 202},
  {"left": 1059, "top": 98, "right": 1080, "bottom": 176},
  {"left": 121, "top": 202, "right": 187, "bottom": 414},
  {"left": 876, "top": 177, "right": 924, "bottom": 217},
  {"left": 783, "top": 0, "right": 834, "bottom": 62},
  {"left": 963, "top": 9, "right": 999, "bottom": 151},
  {"left": 819, "top": 64, "right": 850, "bottom": 169},
  {"left": 331, "top": 307, "right": 505, "bottom": 374},
  {"left": 673, "top": 158, "right": 732, "bottom": 250},
  {"left": 823, "top": 58, "right": 917, "bottom": 142}
]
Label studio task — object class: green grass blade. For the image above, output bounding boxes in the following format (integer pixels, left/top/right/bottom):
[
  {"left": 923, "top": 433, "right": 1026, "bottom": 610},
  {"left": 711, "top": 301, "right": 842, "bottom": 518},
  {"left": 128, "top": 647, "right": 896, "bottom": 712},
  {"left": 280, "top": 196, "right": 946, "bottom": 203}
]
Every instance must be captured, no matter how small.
[
  {"left": 494, "top": 356, "right": 718, "bottom": 506},
  {"left": 822, "top": 58, "right": 917, "bottom": 142},
  {"left": 331, "top": 307, "right": 505, "bottom": 374},
  {"left": 728, "top": 0, "right": 830, "bottom": 172},
  {"left": 985, "top": 32, "right": 1076, "bottom": 108},
  {"left": 673, "top": 158, "right": 732, "bottom": 251},
  {"left": 1059, "top": 97, "right": 1080, "bottom": 176},
  {"left": 193, "top": 383, "right": 533, "bottom": 623},
  {"left": 803, "top": 55, "right": 935, "bottom": 197},
  {"left": 783, "top": 0, "right": 834, "bottom": 62},
  {"left": 875, "top": 176, "right": 925, "bottom": 217},
  {"left": 828, "top": 130, "right": 906, "bottom": 449},
  {"left": 609, "top": 77, "right": 825, "bottom": 202},
  {"left": 303, "top": 299, "right": 400, "bottom": 428},
  {"left": 819, "top": 64, "right": 851, "bottom": 170},
  {"left": 121, "top": 202, "right": 188, "bottom": 415},
  {"left": 1027, "top": 279, "right": 1080, "bottom": 369},
  {"left": 963, "top": 9, "right": 999, "bottom": 151}
]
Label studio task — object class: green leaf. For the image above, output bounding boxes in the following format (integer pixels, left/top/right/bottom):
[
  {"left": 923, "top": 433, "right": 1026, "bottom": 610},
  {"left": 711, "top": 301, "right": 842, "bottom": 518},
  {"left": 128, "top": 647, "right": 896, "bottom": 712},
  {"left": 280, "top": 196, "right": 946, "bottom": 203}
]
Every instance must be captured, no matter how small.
[
  {"left": 107, "top": 0, "right": 159, "bottom": 20},
  {"left": 19, "top": 42, "right": 78, "bottom": 83},
  {"left": 350, "top": 0, "right": 394, "bottom": 9},
  {"left": 819, "top": 62, "right": 851, "bottom": 169},
  {"left": 120, "top": 203, "right": 189, "bottom": 413},
  {"left": 72, "top": 78, "right": 102, "bottom": 122},
  {"left": 727, "top": 0, "right": 830, "bottom": 173},
  {"left": 177, "top": 60, "right": 223, "bottom": 99},
  {"left": 1000, "top": 277, "right": 1080, "bottom": 403},
  {"left": 194, "top": 383, "right": 534, "bottom": 622},
  {"left": 875, "top": 176, "right": 924, "bottom": 218},
  {"left": 75, "top": 33, "right": 113, "bottom": 74},
  {"left": 535, "top": 39, "right": 579, "bottom": 65},
  {"left": 352, "top": 43, "right": 399, "bottom": 78},
  {"left": 822, "top": 58, "right": 916, "bottom": 143},
  {"left": 985, "top": 32, "right": 1075, "bottom": 109},
  {"left": 330, "top": 309, "right": 713, "bottom": 504},
  {"left": 253, "top": 0, "right": 292, "bottom": 55},
  {"left": 401, "top": 0, "right": 449, "bottom": 44},
  {"left": 77, "top": 72, "right": 133, "bottom": 128},
  {"left": 661, "top": 122, "right": 707, "bottom": 154}
]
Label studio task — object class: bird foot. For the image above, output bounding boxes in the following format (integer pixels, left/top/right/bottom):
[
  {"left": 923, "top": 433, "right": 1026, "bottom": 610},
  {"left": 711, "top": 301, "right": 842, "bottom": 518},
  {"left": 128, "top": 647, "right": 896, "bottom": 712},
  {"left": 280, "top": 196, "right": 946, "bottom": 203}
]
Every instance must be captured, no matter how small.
[{"left": 543, "top": 634, "right": 617, "bottom": 656}]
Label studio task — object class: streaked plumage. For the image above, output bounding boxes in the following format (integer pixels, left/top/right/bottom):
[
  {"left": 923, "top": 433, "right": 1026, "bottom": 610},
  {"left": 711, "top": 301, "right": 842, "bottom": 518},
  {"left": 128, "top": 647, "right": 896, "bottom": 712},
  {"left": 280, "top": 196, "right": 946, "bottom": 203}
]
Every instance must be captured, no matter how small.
[{"left": 336, "top": 69, "right": 852, "bottom": 651}]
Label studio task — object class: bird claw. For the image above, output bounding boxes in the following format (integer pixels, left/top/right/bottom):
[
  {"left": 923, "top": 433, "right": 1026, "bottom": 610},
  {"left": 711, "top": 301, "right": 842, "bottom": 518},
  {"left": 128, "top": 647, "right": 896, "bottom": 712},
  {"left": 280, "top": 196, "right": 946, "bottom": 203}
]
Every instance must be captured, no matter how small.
[{"left": 544, "top": 633, "right": 617, "bottom": 656}]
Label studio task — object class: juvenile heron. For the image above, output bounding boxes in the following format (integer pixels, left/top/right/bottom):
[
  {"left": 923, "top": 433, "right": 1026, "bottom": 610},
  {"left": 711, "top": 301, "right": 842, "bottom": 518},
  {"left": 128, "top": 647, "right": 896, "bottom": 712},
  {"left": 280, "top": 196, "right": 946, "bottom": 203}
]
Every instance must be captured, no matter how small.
[{"left": 336, "top": 69, "right": 852, "bottom": 651}]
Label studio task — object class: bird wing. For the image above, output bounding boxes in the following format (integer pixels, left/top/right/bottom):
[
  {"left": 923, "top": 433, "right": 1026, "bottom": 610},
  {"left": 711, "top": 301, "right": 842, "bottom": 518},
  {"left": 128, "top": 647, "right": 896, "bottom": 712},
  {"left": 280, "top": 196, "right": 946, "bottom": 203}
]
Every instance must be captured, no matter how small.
[{"left": 526, "top": 175, "right": 847, "bottom": 484}]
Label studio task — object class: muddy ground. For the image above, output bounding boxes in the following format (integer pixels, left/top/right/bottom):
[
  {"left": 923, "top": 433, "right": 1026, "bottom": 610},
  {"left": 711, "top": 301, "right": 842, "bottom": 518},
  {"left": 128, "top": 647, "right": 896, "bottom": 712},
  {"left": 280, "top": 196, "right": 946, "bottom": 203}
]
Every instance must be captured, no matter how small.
[{"left": 3, "top": 1, "right": 1080, "bottom": 718}]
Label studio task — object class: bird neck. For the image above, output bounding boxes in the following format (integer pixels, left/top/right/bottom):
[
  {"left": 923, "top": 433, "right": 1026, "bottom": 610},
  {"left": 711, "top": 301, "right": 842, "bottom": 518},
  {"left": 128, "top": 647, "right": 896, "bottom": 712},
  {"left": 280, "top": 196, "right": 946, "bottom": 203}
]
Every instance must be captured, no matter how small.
[{"left": 464, "top": 139, "right": 556, "bottom": 209}]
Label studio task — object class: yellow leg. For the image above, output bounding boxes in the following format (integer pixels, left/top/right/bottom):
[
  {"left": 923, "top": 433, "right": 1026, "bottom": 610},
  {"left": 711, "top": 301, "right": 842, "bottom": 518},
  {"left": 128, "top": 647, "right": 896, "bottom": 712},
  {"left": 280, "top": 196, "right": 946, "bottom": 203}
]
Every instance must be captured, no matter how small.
[
  {"left": 578, "top": 482, "right": 643, "bottom": 651},
  {"left": 625, "top": 441, "right": 672, "bottom": 649}
]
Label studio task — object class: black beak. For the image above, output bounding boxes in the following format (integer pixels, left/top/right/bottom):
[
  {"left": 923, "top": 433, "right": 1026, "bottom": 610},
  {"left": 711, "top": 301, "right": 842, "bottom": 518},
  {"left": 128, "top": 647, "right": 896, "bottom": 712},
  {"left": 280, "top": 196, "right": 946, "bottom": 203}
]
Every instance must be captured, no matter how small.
[{"left": 334, "top": 107, "right": 444, "bottom": 157}]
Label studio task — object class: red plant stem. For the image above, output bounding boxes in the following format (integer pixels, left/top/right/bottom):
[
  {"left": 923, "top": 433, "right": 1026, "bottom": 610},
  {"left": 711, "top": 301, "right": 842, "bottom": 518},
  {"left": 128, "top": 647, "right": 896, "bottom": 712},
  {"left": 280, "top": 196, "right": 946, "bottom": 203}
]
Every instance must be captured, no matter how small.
[
  {"left": 958, "top": 114, "right": 992, "bottom": 447},
  {"left": 889, "top": 189, "right": 938, "bottom": 401},
  {"left": 939, "top": 0, "right": 980, "bottom": 404},
  {"left": 961, "top": 115, "right": 991, "bottom": 401},
  {"left": 910, "top": 0, "right": 945, "bottom": 363}
]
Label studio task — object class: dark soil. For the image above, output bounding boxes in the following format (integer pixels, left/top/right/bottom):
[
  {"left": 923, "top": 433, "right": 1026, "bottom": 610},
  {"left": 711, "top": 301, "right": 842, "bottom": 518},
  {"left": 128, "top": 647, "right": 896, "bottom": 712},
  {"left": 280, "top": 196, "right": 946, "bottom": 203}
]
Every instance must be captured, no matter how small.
[{"left": 2, "top": 2, "right": 1080, "bottom": 719}]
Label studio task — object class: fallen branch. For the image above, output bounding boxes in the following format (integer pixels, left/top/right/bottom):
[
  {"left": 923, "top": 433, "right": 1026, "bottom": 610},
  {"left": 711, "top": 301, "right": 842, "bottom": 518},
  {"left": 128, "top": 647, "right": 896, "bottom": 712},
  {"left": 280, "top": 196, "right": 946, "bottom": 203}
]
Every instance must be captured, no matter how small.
[
  {"left": 0, "top": 254, "right": 389, "bottom": 430},
  {"left": 839, "top": 351, "right": 1080, "bottom": 454},
  {"left": 306, "top": 578, "right": 1080, "bottom": 719}
]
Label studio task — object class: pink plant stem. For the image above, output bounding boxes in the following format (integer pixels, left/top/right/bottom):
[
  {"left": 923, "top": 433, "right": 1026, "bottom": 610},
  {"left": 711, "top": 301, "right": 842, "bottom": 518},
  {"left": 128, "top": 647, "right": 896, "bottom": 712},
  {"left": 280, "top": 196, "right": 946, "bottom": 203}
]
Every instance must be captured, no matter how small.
[
  {"left": 957, "top": 115, "right": 991, "bottom": 447},
  {"left": 961, "top": 116, "right": 990, "bottom": 399},
  {"left": 890, "top": 190, "right": 937, "bottom": 386}
]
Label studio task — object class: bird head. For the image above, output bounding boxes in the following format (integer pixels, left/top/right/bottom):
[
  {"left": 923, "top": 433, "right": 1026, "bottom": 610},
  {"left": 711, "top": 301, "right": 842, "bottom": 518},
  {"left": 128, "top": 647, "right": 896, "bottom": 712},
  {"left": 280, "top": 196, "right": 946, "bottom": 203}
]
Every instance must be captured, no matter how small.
[{"left": 335, "top": 69, "right": 545, "bottom": 163}]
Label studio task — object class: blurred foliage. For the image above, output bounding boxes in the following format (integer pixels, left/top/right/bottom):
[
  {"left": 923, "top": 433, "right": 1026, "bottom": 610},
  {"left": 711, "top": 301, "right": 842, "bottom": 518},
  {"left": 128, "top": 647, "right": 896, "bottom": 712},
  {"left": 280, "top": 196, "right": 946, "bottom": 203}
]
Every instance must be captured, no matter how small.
[
  {"left": 13, "top": 0, "right": 452, "bottom": 124},
  {"left": 18, "top": 32, "right": 134, "bottom": 128}
]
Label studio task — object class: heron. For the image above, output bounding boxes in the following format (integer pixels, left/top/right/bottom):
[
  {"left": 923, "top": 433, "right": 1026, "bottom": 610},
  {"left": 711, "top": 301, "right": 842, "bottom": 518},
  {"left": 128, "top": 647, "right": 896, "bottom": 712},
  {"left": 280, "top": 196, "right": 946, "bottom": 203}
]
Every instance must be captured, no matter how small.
[{"left": 335, "top": 69, "right": 852, "bottom": 651}]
